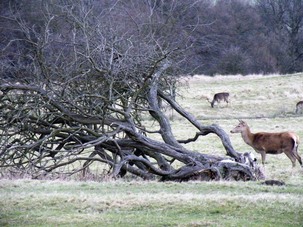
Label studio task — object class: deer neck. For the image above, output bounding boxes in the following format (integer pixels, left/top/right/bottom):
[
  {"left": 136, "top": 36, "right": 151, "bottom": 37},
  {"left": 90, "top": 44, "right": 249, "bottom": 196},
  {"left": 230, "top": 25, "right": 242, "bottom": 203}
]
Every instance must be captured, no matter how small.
[{"left": 241, "top": 127, "right": 254, "bottom": 146}]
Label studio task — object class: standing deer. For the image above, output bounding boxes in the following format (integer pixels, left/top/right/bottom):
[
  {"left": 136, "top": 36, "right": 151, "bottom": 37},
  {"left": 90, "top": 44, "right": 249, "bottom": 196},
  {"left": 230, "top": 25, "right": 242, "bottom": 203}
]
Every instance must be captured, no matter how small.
[
  {"left": 296, "top": 101, "right": 303, "bottom": 114},
  {"left": 230, "top": 120, "right": 302, "bottom": 167},
  {"left": 209, "top": 92, "right": 229, "bottom": 108}
]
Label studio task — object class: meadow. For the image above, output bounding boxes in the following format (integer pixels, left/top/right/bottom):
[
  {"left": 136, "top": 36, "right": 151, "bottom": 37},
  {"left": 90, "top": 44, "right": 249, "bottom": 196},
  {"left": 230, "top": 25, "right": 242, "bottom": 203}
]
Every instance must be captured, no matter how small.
[{"left": 1, "top": 73, "right": 303, "bottom": 226}]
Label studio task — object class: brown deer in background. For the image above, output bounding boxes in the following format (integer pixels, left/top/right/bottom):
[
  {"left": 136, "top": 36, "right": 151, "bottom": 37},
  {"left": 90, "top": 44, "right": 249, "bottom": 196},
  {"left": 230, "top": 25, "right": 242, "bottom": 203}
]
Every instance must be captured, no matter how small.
[
  {"left": 209, "top": 92, "right": 229, "bottom": 108},
  {"left": 230, "top": 120, "right": 302, "bottom": 167},
  {"left": 296, "top": 101, "right": 303, "bottom": 114}
]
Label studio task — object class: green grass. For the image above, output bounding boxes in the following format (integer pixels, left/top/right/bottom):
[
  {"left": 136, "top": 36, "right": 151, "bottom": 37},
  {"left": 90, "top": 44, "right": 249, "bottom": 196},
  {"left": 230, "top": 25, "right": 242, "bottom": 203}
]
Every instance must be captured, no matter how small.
[
  {"left": 1, "top": 179, "right": 303, "bottom": 226},
  {"left": 1, "top": 73, "right": 303, "bottom": 226}
]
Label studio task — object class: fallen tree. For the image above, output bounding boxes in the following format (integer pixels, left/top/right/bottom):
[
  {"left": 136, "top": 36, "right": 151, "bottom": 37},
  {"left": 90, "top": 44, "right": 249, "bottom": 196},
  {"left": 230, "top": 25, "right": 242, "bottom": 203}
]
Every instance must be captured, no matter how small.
[
  {"left": 0, "top": 78, "right": 264, "bottom": 181},
  {"left": 0, "top": 0, "right": 264, "bottom": 181}
]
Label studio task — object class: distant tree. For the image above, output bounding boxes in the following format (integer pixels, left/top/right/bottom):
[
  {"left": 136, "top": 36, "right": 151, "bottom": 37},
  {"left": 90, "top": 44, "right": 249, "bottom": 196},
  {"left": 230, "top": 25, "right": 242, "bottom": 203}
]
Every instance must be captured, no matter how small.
[
  {"left": 184, "top": 0, "right": 303, "bottom": 75},
  {"left": 216, "top": 46, "right": 251, "bottom": 75},
  {"left": 256, "top": 0, "right": 303, "bottom": 73},
  {"left": 193, "top": 0, "right": 274, "bottom": 75},
  {"left": 0, "top": 0, "right": 262, "bottom": 181}
]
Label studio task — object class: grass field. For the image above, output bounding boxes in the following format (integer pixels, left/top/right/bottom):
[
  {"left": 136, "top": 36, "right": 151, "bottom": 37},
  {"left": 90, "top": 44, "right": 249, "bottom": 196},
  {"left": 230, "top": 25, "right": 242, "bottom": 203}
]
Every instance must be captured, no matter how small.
[{"left": 1, "top": 73, "right": 303, "bottom": 226}]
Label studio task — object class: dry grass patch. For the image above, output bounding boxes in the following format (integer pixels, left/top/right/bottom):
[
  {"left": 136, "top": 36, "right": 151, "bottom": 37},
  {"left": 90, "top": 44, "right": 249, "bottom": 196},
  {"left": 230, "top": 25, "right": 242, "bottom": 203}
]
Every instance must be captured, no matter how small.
[
  {"left": 178, "top": 73, "right": 303, "bottom": 119},
  {"left": 1, "top": 179, "right": 303, "bottom": 226}
]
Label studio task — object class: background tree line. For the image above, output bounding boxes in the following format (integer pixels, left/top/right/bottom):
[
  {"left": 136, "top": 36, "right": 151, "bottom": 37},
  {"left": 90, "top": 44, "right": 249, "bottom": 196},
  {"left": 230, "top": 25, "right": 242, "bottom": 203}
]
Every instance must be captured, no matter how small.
[{"left": 1, "top": 0, "right": 303, "bottom": 77}]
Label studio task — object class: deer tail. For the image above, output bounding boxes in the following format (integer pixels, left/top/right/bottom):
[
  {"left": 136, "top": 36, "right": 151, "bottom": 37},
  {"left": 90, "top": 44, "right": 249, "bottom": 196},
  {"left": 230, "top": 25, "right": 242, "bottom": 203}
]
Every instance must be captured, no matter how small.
[
  {"left": 291, "top": 135, "right": 298, "bottom": 151},
  {"left": 291, "top": 134, "right": 302, "bottom": 166}
]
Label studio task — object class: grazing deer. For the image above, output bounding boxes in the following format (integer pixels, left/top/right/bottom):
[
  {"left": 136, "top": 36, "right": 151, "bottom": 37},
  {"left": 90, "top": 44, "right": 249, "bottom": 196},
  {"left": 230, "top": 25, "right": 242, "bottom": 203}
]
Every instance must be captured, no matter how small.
[
  {"left": 209, "top": 92, "right": 229, "bottom": 108},
  {"left": 296, "top": 101, "right": 303, "bottom": 114},
  {"left": 230, "top": 120, "right": 302, "bottom": 167}
]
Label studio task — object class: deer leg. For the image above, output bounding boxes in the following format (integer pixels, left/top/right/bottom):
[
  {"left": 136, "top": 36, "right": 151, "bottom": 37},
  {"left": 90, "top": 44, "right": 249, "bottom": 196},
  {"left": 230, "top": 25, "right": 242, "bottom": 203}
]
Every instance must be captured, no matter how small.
[
  {"left": 293, "top": 143, "right": 302, "bottom": 166},
  {"left": 284, "top": 152, "right": 297, "bottom": 167},
  {"left": 260, "top": 151, "right": 266, "bottom": 165},
  {"left": 293, "top": 149, "right": 302, "bottom": 167},
  {"left": 297, "top": 155, "right": 302, "bottom": 167},
  {"left": 225, "top": 98, "right": 229, "bottom": 107}
]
